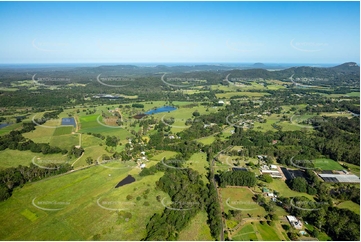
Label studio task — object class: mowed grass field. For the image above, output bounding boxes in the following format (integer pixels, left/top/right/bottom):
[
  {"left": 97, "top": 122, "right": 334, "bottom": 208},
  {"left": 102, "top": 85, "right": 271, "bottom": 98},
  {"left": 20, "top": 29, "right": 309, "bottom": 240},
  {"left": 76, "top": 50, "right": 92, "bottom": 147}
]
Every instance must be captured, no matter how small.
[
  {"left": 255, "top": 222, "right": 282, "bottom": 241},
  {"left": 0, "top": 163, "right": 169, "bottom": 240},
  {"left": 313, "top": 158, "right": 344, "bottom": 170},
  {"left": 232, "top": 223, "right": 258, "bottom": 241},
  {"left": 232, "top": 221, "right": 286, "bottom": 241},
  {"left": 78, "top": 114, "right": 132, "bottom": 141},
  {"left": 266, "top": 179, "right": 314, "bottom": 200},
  {"left": 220, "top": 187, "right": 267, "bottom": 217}
]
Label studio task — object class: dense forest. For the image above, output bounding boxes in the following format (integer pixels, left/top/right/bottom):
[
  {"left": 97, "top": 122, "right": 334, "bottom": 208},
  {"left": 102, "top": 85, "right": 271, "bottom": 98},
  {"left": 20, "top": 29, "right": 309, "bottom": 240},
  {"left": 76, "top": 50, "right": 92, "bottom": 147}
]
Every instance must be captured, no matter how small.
[{"left": 140, "top": 163, "right": 208, "bottom": 240}]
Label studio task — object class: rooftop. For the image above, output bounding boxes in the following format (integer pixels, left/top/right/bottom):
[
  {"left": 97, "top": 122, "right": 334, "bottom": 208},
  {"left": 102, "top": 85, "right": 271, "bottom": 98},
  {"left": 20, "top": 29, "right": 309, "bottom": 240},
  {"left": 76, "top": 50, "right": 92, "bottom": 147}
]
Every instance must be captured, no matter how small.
[{"left": 318, "top": 174, "right": 360, "bottom": 183}]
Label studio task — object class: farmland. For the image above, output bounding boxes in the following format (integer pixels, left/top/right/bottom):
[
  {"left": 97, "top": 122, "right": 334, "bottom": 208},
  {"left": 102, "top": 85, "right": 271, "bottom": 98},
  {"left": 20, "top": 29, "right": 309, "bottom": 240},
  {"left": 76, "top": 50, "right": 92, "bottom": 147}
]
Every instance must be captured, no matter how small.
[
  {"left": 0, "top": 62, "right": 359, "bottom": 241},
  {"left": 53, "top": 126, "right": 73, "bottom": 136},
  {"left": 0, "top": 163, "right": 168, "bottom": 240}
]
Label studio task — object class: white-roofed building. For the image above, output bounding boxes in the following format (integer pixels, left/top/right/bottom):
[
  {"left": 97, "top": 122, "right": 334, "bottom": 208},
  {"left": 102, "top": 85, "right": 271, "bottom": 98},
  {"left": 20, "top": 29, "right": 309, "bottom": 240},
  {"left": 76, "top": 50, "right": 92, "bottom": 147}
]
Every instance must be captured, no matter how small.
[{"left": 286, "top": 215, "right": 303, "bottom": 229}]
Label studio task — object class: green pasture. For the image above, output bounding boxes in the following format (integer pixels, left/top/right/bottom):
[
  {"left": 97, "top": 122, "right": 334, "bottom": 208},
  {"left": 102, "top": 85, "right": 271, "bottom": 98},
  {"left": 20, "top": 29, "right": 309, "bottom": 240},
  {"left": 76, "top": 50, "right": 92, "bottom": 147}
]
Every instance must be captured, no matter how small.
[
  {"left": 197, "top": 135, "right": 216, "bottom": 145},
  {"left": 0, "top": 87, "right": 18, "bottom": 91},
  {"left": 220, "top": 187, "right": 267, "bottom": 217},
  {"left": 232, "top": 223, "right": 258, "bottom": 241},
  {"left": 0, "top": 122, "right": 23, "bottom": 136},
  {"left": 319, "top": 111, "right": 354, "bottom": 118},
  {"left": 178, "top": 211, "right": 213, "bottom": 241},
  {"left": 266, "top": 179, "right": 314, "bottom": 200},
  {"left": 23, "top": 125, "right": 55, "bottom": 143},
  {"left": 336, "top": 201, "right": 360, "bottom": 214},
  {"left": 72, "top": 145, "right": 107, "bottom": 169},
  {"left": 320, "top": 92, "right": 360, "bottom": 98},
  {"left": 78, "top": 114, "right": 132, "bottom": 139},
  {"left": 0, "top": 150, "right": 70, "bottom": 169},
  {"left": 149, "top": 104, "right": 216, "bottom": 133},
  {"left": 280, "top": 104, "right": 308, "bottom": 112},
  {"left": 210, "top": 85, "right": 237, "bottom": 92},
  {"left": 220, "top": 127, "right": 235, "bottom": 140},
  {"left": 346, "top": 92, "right": 360, "bottom": 97},
  {"left": 255, "top": 222, "right": 282, "bottom": 241},
  {"left": 313, "top": 158, "right": 344, "bottom": 170},
  {"left": 53, "top": 126, "right": 73, "bottom": 136},
  {"left": 226, "top": 219, "right": 239, "bottom": 230},
  {"left": 265, "top": 84, "right": 286, "bottom": 90},
  {"left": 49, "top": 134, "right": 80, "bottom": 150},
  {"left": 185, "top": 152, "right": 209, "bottom": 183},
  {"left": 80, "top": 134, "right": 105, "bottom": 148},
  {"left": 150, "top": 151, "right": 178, "bottom": 162},
  {"left": 0, "top": 163, "right": 168, "bottom": 240},
  {"left": 216, "top": 92, "right": 269, "bottom": 99},
  {"left": 304, "top": 224, "right": 332, "bottom": 241},
  {"left": 253, "top": 114, "right": 303, "bottom": 132}
]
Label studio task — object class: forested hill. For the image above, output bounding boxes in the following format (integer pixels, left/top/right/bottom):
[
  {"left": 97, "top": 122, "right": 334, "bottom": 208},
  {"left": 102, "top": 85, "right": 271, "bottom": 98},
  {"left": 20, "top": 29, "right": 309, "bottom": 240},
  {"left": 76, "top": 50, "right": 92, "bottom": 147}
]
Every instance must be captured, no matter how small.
[
  {"left": 0, "top": 62, "right": 358, "bottom": 87},
  {"left": 227, "top": 62, "right": 360, "bottom": 86},
  {"left": 79, "top": 64, "right": 235, "bottom": 75}
]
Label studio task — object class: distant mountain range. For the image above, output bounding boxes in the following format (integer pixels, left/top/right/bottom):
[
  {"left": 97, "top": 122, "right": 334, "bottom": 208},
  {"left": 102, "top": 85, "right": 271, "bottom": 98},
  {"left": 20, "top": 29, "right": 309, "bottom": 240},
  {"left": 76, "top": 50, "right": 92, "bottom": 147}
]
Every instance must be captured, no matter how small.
[
  {"left": 0, "top": 62, "right": 358, "bottom": 87},
  {"left": 227, "top": 62, "right": 360, "bottom": 86}
]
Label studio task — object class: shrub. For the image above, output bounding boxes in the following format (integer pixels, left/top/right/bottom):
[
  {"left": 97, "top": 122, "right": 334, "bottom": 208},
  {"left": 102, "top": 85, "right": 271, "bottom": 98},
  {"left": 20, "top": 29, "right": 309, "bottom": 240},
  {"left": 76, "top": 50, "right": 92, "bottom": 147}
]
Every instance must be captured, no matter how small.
[{"left": 282, "top": 224, "right": 290, "bottom": 231}]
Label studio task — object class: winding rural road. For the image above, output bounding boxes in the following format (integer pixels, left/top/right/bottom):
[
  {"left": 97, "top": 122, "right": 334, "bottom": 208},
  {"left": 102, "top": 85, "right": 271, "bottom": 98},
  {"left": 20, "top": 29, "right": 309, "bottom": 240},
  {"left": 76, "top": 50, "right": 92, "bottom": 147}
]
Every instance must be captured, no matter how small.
[
  {"left": 289, "top": 74, "right": 317, "bottom": 88},
  {"left": 225, "top": 73, "right": 235, "bottom": 86}
]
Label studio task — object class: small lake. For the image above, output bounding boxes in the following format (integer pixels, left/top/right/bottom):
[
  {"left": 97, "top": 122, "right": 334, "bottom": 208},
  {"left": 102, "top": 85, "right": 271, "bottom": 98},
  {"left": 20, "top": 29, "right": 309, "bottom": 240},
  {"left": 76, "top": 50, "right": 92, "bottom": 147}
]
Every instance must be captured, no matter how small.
[
  {"left": 0, "top": 123, "right": 11, "bottom": 129},
  {"left": 115, "top": 175, "right": 135, "bottom": 188},
  {"left": 145, "top": 106, "right": 177, "bottom": 115},
  {"left": 61, "top": 117, "right": 76, "bottom": 127}
]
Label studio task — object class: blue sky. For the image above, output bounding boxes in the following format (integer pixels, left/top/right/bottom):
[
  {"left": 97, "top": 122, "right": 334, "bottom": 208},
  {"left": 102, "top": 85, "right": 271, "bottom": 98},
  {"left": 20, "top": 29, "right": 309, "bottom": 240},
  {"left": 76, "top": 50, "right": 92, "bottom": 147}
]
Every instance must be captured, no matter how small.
[{"left": 0, "top": 1, "right": 359, "bottom": 64}]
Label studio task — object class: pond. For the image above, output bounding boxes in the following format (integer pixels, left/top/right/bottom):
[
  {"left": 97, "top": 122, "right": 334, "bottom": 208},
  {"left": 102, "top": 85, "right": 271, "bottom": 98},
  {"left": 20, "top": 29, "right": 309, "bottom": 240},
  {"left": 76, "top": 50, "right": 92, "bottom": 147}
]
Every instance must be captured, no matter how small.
[
  {"left": 145, "top": 106, "right": 177, "bottom": 115},
  {"left": 0, "top": 123, "right": 11, "bottom": 129},
  {"left": 61, "top": 117, "right": 76, "bottom": 127},
  {"left": 115, "top": 175, "right": 135, "bottom": 188}
]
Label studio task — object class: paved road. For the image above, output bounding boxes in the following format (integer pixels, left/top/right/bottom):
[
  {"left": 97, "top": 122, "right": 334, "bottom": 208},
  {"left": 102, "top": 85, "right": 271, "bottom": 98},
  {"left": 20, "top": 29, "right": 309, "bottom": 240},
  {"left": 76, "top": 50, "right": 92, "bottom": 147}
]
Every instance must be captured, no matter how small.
[
  {"left": 289, "top": 74, "right": 317, "bottom": 88},
  {"left": 289, "top": 74, "right": 295, "bottom": 85},
  {"left": 225, "top": 73, "right": 235, "bottom": 86}
]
